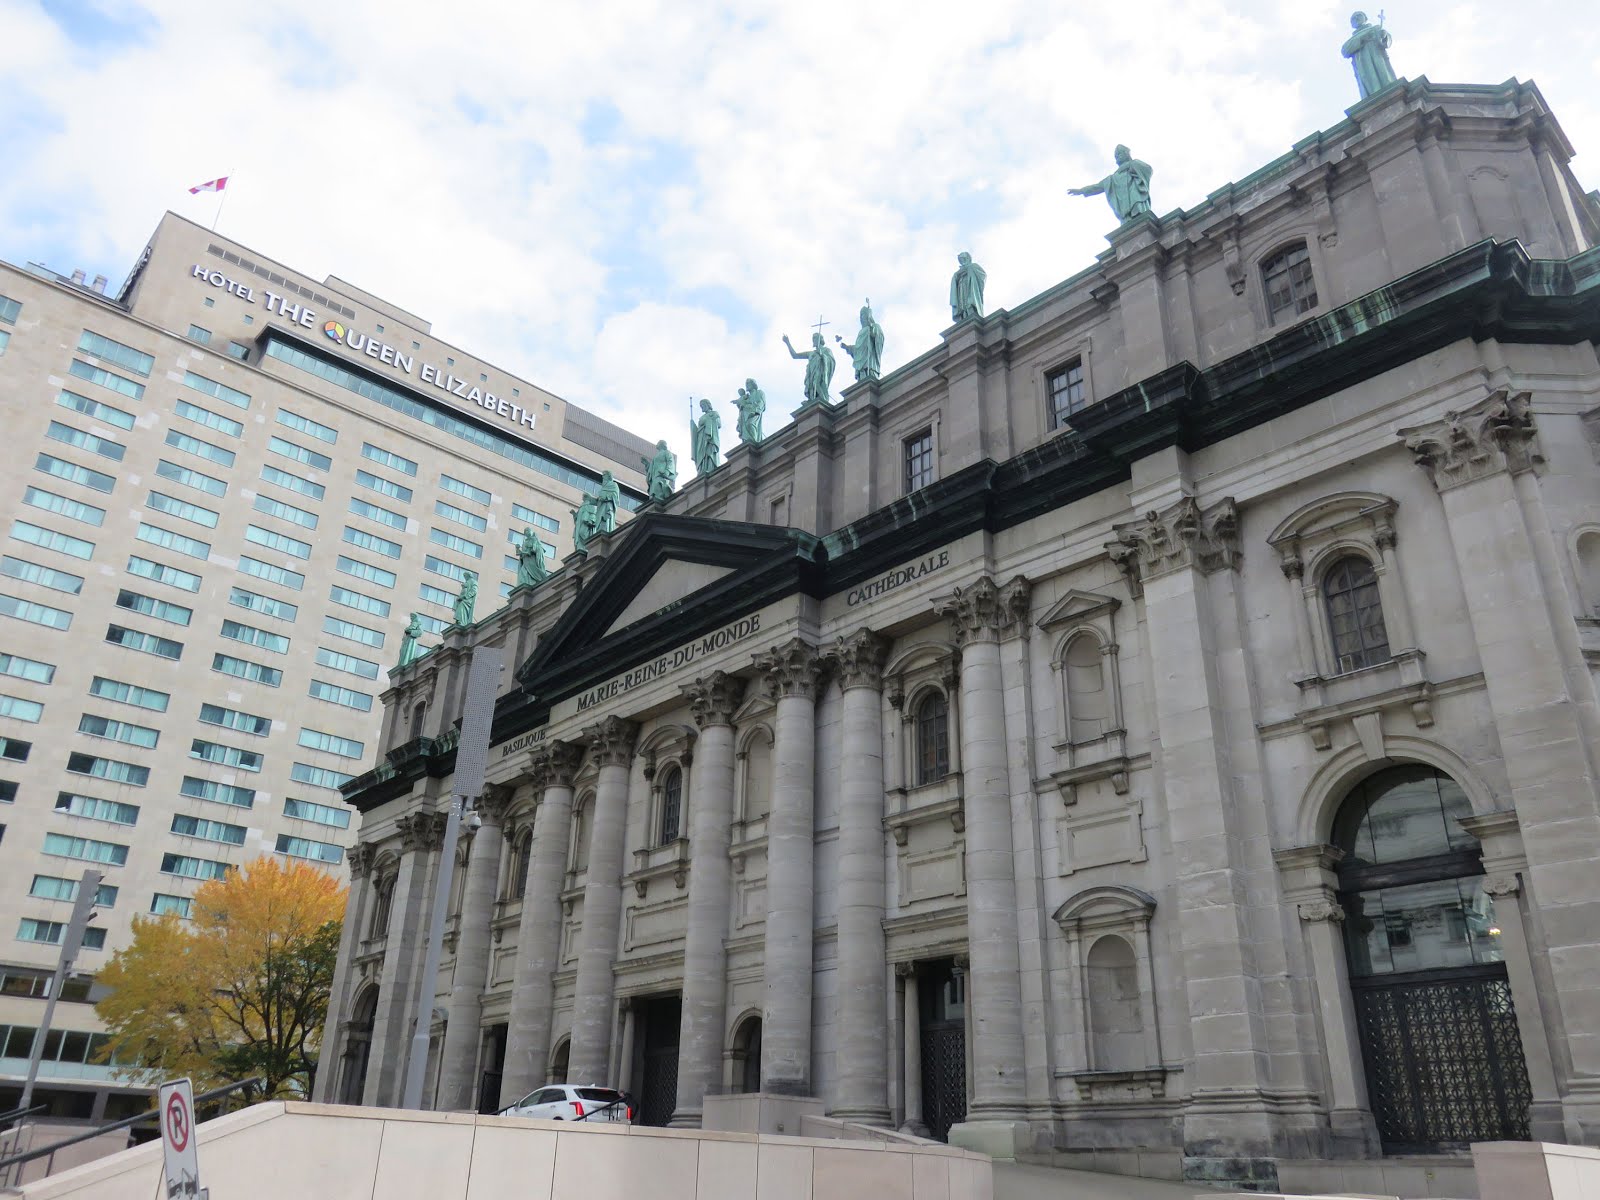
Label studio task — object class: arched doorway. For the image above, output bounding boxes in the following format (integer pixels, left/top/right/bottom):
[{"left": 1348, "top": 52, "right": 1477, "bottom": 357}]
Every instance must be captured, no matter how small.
[
  {"left": 337, "top": 986, "right": 379, "bottom": 1105},
  {"left": 1333, "top": 765, "right": 1532, "bottom": 1152},
  {"left": 548, "top": 1037, "right": 570, "bottom": 1085},
  {"left": 730, "top": 1016, "right": 762, "bottom": 1095}
]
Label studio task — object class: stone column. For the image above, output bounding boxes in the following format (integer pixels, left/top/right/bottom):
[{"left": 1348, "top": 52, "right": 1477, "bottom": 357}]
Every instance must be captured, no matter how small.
[
  {"left": 502, "top": 741, "right": 584, "bottom": 1102},
  {"left": 434, "top": 785, "right": 512, "bottom": 1112},
  {"left": 897, "top": 963, "right": 927, "bottom": 1136},
  {"left": 934, "top": 578, "right": 1031, "bottom": 1155},
  {"left": 617, "top": 998, "right": 637, "bottom": 1097},
  {"left": 671, "top": 670, "right": 745, "bottom": 1126},
  {"left": 831, "top": 630, "right": 892, "bottom": 1124},
  {"left": 313, "top": 842, "right": 376, "bottom": 1102},
  {"left": 568, "top": 716, "right": 640, "bottom": 1086},
  {"left": 366, "top": 810, "right": 446, "bottom": 1106},
  {"left": 752, "top": 637, "right": 824, "bottom": 1095}
]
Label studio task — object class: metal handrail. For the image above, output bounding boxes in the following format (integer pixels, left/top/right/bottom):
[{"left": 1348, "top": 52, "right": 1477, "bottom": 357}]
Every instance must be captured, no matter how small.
[
  {"left": 0, "top": 1077, "right": 262, "bottom": 1181},
  {"left": 0, "top": 1104, "right": 47, "bottom": 1130}
]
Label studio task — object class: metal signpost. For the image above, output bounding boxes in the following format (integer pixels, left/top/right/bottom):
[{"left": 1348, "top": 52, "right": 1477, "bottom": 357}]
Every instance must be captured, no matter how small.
[
  {"left": 18, "top": 869, "right": 102, "bottom": 1111},
  {"left": 400, "top": 644, "right": 505, "bottom": 1110},
  {"left": 158, "top": 1077, "right": 206, "bottom": 1199}
]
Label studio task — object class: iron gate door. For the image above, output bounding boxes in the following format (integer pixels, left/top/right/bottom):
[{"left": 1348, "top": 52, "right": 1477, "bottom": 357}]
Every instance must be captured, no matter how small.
[
  {"left": 638, "top": 995, "right": 682, "bottom": 1127},
  {"left": 919, "top": 961, "right": 967, "bottom": 1142}
]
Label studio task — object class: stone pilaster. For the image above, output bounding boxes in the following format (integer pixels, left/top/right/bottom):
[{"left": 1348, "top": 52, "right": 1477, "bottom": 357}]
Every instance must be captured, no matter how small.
[
  {"left": 1107, "top": 496, "right": 1240, "bottom": 597},
  {"left": 568, "top": 717, "right": 640, "bottom": 1086},
  {"left": 897, "top": 963, "right": 928, "bottom": 1136},
  {"left": 751, "top": 637, "right": 823, "bottom": 1095},
  {"left": 503, "top": 741, "right": 583, "bottom": 1102},
  {"left": 672, "top": 671, "right": 746, "bottom": 1126},
  {"left": 314, "top": 841, "right": 376, "bottom": 1102},
  {"left": 434, "top": 784, "right": 512, "bottom": 1111},
  {"left": 830, "top": 629, "right": 892, "bottom": 1124}
]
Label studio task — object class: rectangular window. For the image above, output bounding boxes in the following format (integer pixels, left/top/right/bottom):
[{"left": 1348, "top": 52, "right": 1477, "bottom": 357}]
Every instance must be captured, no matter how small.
[
  {"left": 335, "top": 556, "right": 395, "bottom": 589},
  {"left": 160, "top": 853, "right": 230, "bottom": 880},
  {"left": 78, "top": 330, "right": 153, "bottom": 376},
  {"left": 1, "top": 654, "right": 55, "bottom": 685},
  {"left": 47, "top": 421, "right": 124, "bottom": 462},
  {"left": 135, "top": 523, "right": 210, "bottom": 561},
  {"left": 322, "top": 615, "right": 384, "bottom": 648},
  {"left": 237, "top": 557, "right": 304, "bottom": 591},
  {"left": 19, "top": 919, "right": 107, "bottom": 949},
  {"left": 349, "top": 498, "right": 406, "bottom": 530},
  {"left": 440, "top": 474, "right": 491, "bottom": 505},
  {"left": 434, "top": 499, "right": 487, "bottom": 532},
  {"left": 36, "top": 453, "right": 116, "bottom": 495},
  {"left": 903, "top": 429, "right": 935, "bottom": 494},
  {"left": 189, "top": 739, "right": 263, "bottom": 772},
  {"left": 0, "top": 778, "right": 16, "bottom": 801},
  {"left": 171, "top": 813, "right": 246, "bottom": 845},
  {"left": 65, "top": 753, "right": 148, "bottom": 787},
  {"left": 1047, "top": 359, "right": 1086, "bottom": 429},
  {"left": 181, "top": 777, "right": 256, "bottom": 808},
  {"left": 56, "top": 390, "right": 135, "bottom": 430},
  {"left": 11, "top": 520, "right": 94, "bottom": 560},
  {"left": 329, "top": 585, "right": 390, "bottom": 619},
  {"left": 274, "top": 409, "right": 336, "bottom": 443},
  {"left": 155, "top": 459, "right": 228, "bottom": 498},
  {"left": 228, "top": 587, "right": 298, "bottom": 622},
  {"left": 342, "top": 527, "right": 402, "bottom": 559},
  {"left": 0, "top": 295, "right": 19, "bottom": 323},
  {"left": 354, "top": 470, "right": 412, "bottom": 503},
  {"left": 423, "top": 555, "right": 468, "bottom": 583},
  {"left": 2, "top": 556, "right": 83, "bottom": 595},
  {"left": 314, "top": 647, "right": 379, "bottom": 679},
  {"left": 419, "top": 582, "right": 454, "bottom": 608},
  {"left": 360, "top": 443, "right": 417, "bottom": 476},
  {"left": 429, "top": 528, "right": 482, "bottom": 559},
  {"left": 275, "top": 833, "right": 344, "bottom": 863},
  {"left": 0, "top": 593, "right": 73, "bottom": 630},
  {"left": 77, "top": 713, "right": 159, "bottom": 748},
  {"left": 252, "top": 494, "right": 318, "bottom": 530},
  {"left": 174, "top": 400, "right": 243, "bottom": 439},
  {"left": 308, "top": 679, "right": 374, "bottom": 711},
  {"left": 199, "top": 702, "right": 272, "bottom": 736},
  {"left": 510, "top": 504, "right": 560, "bottom": 534},
  {"left": 2, "top": 737, "right": 33, "bottom": 762},
  {"left": 290, "top": 762, "right": 354, "bottom": 791},
  {"left": 219, "top": 619, "right": 289, "bottom": 654},
  {"left": 210, "top": 653, "right": 282, "bottom": 687},
  {"left": 284, "top": 797, "right": 352, "bottom": 829},
  {"left": 226, "top": 341, "right": 250, "bottom": 361},
  {"left": 146, "top": 492, "right": 219, "bottom": 529},
  {"left": 0, "top": 695, "right": 43, "bottom": 723},
  {"left": 186, "top": 324, "right": 211, "bottom": 345},
  {"left": 89, "top": 677, "right": 169, "bottom": 712},
  {"left": 244, "top": 525, "right": 311, "bottom": 560},
  {"left": 127, "top": 556, "right": 201, "bottom": 593},
  {"left": 150, "top": 893, "right": 193, "bottom": 918},
  {"left": 30, "top": 876, "right": 118, "bottom": 906},
  {"left": 183, "top": 371, "right": 250, "bottom": 409},
  {"left": 259, "top": 465, "right": 325, "bottom": 501},
  {"left": 23, "top": 487, "right": 104, "bottom": 527},
  {"left": 105, "top": 624, "right": 183, "bottom": 660},
  {"left": 414, "top": 612, "right": 449, "bottom": 635},
  {"left": 268, "top": 436, "right": 331, "bottom": 472},
  {"left": 43, "top": 832, "right": 130, "bottom": 866},
  {"left": 298, "top": 727, "right": 365, "bottom": 759},
  {"left": 67, "top": 359, "right": 145, "bottom": 400},
  {"left": 115, "top": 589, "right": 192, "bottom": 626}
]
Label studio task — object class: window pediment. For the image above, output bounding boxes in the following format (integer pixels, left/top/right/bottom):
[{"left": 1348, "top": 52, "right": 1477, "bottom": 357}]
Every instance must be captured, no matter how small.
[{"left": 1035, "top": 588, "right": 1120, "bottom": 632}]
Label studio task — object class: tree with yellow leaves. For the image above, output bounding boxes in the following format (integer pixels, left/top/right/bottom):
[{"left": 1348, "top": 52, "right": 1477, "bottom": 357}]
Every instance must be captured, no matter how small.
[{"left": 96, "top": 855, "right": 347, "bottom": 1099}]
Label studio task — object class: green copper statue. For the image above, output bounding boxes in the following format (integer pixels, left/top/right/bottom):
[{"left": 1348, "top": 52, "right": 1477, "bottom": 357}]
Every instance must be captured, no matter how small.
[
  {"left": 782, "top": 330, "right": 836, "bottom": 408},
  {"left": 691, "top": 398, "right": 721, "bottom": 476},
  {"left": 836, "top": 302, "right": 885, "bottom": 383},
  {"left": 451, "top": 571, "right": 478, "bottom": 627},
  {"left": 643, "top": 440, "right": 677, "bottom": 501},
  {"left": 949, "top": 252, "right": 986, "bottom": 323},
  {"left": 1069, "top": 145, "right": 1153, "bottom": 223},
  {"left": 515, "top": 527, "right": 550, "bottom": 588},
  {"left": 595, "top": 470, "right": 620, "bottom": 534},
  {"left": 1342, "top": 12, "right": 1396, "bottom": 100},
  {"left": 397, "top": 613, "right": 424, "bottom": 667},
  {"left": 572, "top": 494, "right": 601, "bottom": 552},
  {"left": 735, "top": 379, "right": 766, "bottom": 444}
]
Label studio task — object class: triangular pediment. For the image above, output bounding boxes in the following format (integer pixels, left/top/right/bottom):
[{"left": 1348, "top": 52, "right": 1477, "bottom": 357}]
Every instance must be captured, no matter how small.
[
  {"left": 1036, "top": 588, "right": 1121, "bottom": 631},
  {"left": 604, "top": 560, "right": 736, "bottom": 636}
]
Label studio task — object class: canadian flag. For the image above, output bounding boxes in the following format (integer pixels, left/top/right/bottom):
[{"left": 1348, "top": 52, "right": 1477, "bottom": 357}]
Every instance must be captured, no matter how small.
[{"left": 188, "top": 177, "right": 229, "bottom": 194}]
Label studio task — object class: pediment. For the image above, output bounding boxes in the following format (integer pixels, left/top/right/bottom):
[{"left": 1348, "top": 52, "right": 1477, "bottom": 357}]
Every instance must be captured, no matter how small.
[
  {"left": 605, "top": 560, "right": 736, "bottom": 636},
  {"left": 1036, "top": 589, "right": 1121, "bottom": 632}
]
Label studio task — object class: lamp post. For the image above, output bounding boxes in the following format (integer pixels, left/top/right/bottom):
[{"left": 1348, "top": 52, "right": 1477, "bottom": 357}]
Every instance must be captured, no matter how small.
[{"left": 20, "top": 869, "right": 103, "bottom": 1111}]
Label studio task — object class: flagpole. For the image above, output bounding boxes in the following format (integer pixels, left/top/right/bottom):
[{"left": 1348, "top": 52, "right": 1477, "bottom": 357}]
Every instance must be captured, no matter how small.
[{"left": 211, "top": 169, "right": 235, "bottom": 233}]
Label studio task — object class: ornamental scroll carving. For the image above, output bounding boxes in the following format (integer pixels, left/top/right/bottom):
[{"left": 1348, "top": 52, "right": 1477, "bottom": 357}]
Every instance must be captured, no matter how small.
[
  {"left": 682, "top": 670, "right": 746, "bottom": 727},
  {"left": 1297, "top": 899, "right": 1346, "bottom": 923},
  {"left": 831, "top": 628, "right": 890, "bottom": 691},
  {"left": 753, "top": 637, "right": 824, "bottom": 700},
  {"left": 1108, "top": 496, "right": 1240, "bottom": 595},
  {"left": 583, "top": 716, "right": 640, "bottom": 767},
  {"left": 349, "top": 843, "right": 379, "bottom": 879},
  {"left": 527, "top": 740, "right": 584, "bottom": 790},
  {"left": 933, "top": 575, "right": 1032, "bottom": 646},
  {"left": 398, "top": 809, "right": 448, "bottom": 853},
  {"left": 1482, "top": 874, "right": 1522, "bottom": 898},
  {"left": 474, "top": 783, "right": 514, "bottom": 826},
  {"left": 1398, "top": 389, "right": 1543, "bottom": 492}
]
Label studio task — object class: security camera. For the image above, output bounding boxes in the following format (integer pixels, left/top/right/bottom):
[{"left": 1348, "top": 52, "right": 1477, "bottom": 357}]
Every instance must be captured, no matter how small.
[{"left": 466, "top": 810, "right": 483, "bottom": 832}]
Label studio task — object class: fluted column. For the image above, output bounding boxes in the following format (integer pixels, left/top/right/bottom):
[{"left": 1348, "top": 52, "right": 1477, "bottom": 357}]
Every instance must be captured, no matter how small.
[
  {"left": 314, "top": 842, "right": 376, "bottom": 1102},
  {"left": 672, "top": 671, "right": 747, "bottom": 1125},
  {"left": 831, "top": 630, "right": 891, "bottom": 1123},
  {"left": 568, "top": 716, "right": 640, "bottom": 1085},
  {"left": 934, "top": 578, "right": 1031, "bottom": 1133},
  {"left": 752, "top": 637, "right": 823, "bottom": 1095},
  {"left": 434, "top": 785, "right": 512, "bottom": 1111},
  {"left": 502, "top": 741, "right": 583, "bottom": 1101}
]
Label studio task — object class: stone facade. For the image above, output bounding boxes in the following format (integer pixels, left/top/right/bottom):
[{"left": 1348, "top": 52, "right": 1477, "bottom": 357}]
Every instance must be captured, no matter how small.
[{"left": 324, "top": 79, "right": 1600, "bottom": 1189}]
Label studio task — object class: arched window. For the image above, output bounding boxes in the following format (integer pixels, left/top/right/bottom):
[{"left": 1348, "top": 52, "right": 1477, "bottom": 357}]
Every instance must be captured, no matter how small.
[
  {"left": 548, "top": 1037, "right": 570, "bottom": 1085},
  {"left": 731, "top": 1016, "right": 762, "bottom": 1094},
  {"left": 1262, "top": 241, "right": 1318, "bottom": 322},
  {"left": 409, "top": 701, "right": 426, "bottom": 741},
  {"left": 658, "top": 766, "right": 682, "bottom": 845},
  {"left": 512, "top": 830, "right": 532, "bottom": 899},
  {"left": 571, "top": 796, "right": 593, "bottom": 874},
  {"left": 1575, "top": 529, "right": 1600, "bottom": 617},
  {"left": 338, "top": 985, "right": 380, "bottom": 1104},
  {"left": 914, "top": 691, "right": 949, "bottom": 786},
  {"left": 367, "top": 874, "right": 395, "bottom": 939},
  {"left": 1085, "top": 935, "right": 1143, "bottom": 1072},
  {"left": 1063, "top": 633, "right": 1109, "bottom": 743},
  {"left": 742, "top": 730, "right": 772, "bottom": 821},
  {"left": 1323, "top": 555, "right": 1391, "bottom": 673}
]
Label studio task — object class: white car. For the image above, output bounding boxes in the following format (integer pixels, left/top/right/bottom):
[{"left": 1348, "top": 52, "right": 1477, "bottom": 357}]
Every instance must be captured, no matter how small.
[{"left": 502, "top": 1084, "right": 632, "bottom": 1124}]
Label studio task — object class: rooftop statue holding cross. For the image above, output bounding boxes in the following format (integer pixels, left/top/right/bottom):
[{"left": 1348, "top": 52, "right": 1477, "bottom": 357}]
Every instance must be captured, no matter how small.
[
  {"left": 782, "top": 315, "right": 836, "bottom": 408},
  {"left": 1342, "top": 11, "right": 1397, "bottom": 100}
]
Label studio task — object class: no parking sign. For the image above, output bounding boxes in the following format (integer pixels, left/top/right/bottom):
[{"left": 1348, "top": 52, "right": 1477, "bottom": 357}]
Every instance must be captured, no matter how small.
[{"left": 158, "top": 1078, "right": 207, "bottom": 1199}]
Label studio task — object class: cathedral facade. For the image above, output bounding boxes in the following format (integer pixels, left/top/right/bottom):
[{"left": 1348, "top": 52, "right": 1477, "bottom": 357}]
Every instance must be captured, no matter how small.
[{"left": 318, "top": 78, "right": 1600, "bottom": 1189}]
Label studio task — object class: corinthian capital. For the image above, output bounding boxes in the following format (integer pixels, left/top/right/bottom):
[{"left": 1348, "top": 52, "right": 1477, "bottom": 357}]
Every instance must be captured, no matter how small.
[
  {"left": 399, "top": 809, "right": 448, "bottom": 852},
  {"left": 527, "top": 740, "right": 584, "bottom": 790},
  {"left": 682, "top": 670, "right": 747, "bottom": 727},
  {"left": 1107, "top": 496, "right": 1239, "bottom": 594},
  {"left": 475, "top": 783, "right": 515, "bottom": 826},
  {"left": 831, "top": 628, "right": 890, "bottom": 691},
  {"left": 583, "top": 716, "right": 640, "bottom": 767},
  {"left": 1296, "top": 899, "right": 1346, "bottom": 924},
  {"left": 933, "top": 575, "right": 1032, "bottom": 646},
  {"left": 752, "top": 637, "right": 824, "bottom": 700},
  {"left": 349, "top": 842, "right": 379, "bottom": 880},
  {"left": 1398, "top": 390, "right": 1542, "bottom": 492}
]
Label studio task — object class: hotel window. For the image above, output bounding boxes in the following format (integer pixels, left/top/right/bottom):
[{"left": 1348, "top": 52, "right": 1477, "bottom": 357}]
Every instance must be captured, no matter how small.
[
  {"left": 315, "top": 648, "right": 380, "bottom": 679},
  {"left": 237, "top": 557, "right": 304, "bottom": 591},
  {"left": 330, "top": 585, "right": 390, "bottom": 619},
  {"left": 171, "top": 814, "right": 246, "bottom": 845},
  {"left": 298, "top": 727, "right": 365, "bottom": 760},
  {"left": 1047, "top": 359, "right": 1086, "bottom": 429},
  {"left": 260, "top": 465, "right": 324, "bottom": 501},
  {"left": 19, "top": 919, "right": 106, "bottom": 950},
  {"left": 355, "top": 470, "right": 412, "bottom": 503},
  {"left": 165, "top": 430, "right": 236, "bottom": 469},
  {"left": 199, "top": 703, "right": 271, "bottom": 736},
  {"left": 65, "top": 753, "right": 148, "bottom": 787},
  {"left": 211, "top": 653, "right": 283, "bottom": 687},
  {"left": 136, "top": 523, "right": 210, "bottom": 560},
  {"left": 186, "top": 324, "right": 212, "bottom": 345},
  {"left": 244, "top": 525, "right": 311, "bottom": 560},
  {"left": 105, "top": 624, "right": 183, "bottom": 660},
  {"left": 23, "top": 487, "right": 104, "bottom": 527},
  {"left": 284, "top": 797, "right": 352, "bottom": 829},
  {"left": 182, "top": 777, "right": 256, "bottom": 808},
  {"left": 360, "top": 443, "right": 418, "bottom": 477},
  {"left": 128, "top": 555, "right": 201, "bottom": 593},
  {"left": 182, "top": 371, "right": 250, "bottom": 410},
  {"left": 275, "top": 833, "right": 343, "bottom": 864},
  {"left": 225, "top": 341, "right": 250, "bottom": 361},
  {"left": 160, "top": 853, "right": 230, "bottom": 880},
  {"left": 151, "top": 894, "right": 193, "bottom": 918},
  {"left": 11, "top": 520, "right": 95, "bottom": 560},
  {"left": 342, "top": 527, "right": 402, "bottom": 559},
  {"left": 228, "top": 587, "right": 297, "bottom": 622},
  {"left": 5, "top": 556, "right": 83, "bottom": 595},
  {"left": 2, "top": 737, "right": 34, "bottom": 762},
  {"left": 267, "top": 437, "right": 330, "bottom": 472},
  {"left": 903, "top": 429, "right": 935, "bottom": 494},
  {"left": 322, "top": 616, "right": 384, "bottom": 649},
  {"left": 174, "top": 401, "right": 243, "bottom": 439},
  {"left": 115, "top": 589, "right": 192, "bottom": 626},
  {"left": 1262, "top": 242, "right": 1318, "bottom": 322},
  {"left": 429, "top": 528, "right": 482, "bottom": 559},
  {"left": 57, "top": 390, "right": 134, "bottom": 430},
  {"left": 658, "top": 767, "right": 683, "bottom": 845},
  {"left": 1322, "top": 555, "right": 1391, "bottom": 673},
  {"left": 308, "top": 679, "right": 373, "bottom": 711},
  {"left": 220, "top": 619, "right": 290, "bottom": 654},
  {"left": 156, "top": 460, "right": 228, "bottom": 499},
  {"left": 0, "top": 696, "right": 43, "bottom": 723},
  {"left": 0, "top": 593, "right": 73, "bottom": 630},
  {"left": 0, "top": 295, "right": 19, "bottom": 323},
  {"left": 47, "top": 421, "right": 124, "bottom": 462},
  {"left": 419, "top": 582, "right": 453, "bottom": 608},
  {"left": 44, "top": 832, "right": 129, "bottom": 866},
  {"left": 435, "top": 500, "right": 487, "bottom": 532},
  {"left": 511, "top": 505, "right": 560, "bottom": 534},
  {"left": 89, "top": 677, "right": 169, "bottom": 712},
  {"left": 56, "top": 796, "right": 140, "bottom": 830},
  {"left": 252, "top": 495, "right": 318, "bottom": 530},
  {"left": 290, "top": 762, "right": 354, "bottom": 791},
  {"left": 30, "top": 875, "right": 118, "bottom": 906},
  {"left": 37, "top": 453, "right": 115, "bottom": 495},
  {"left": 148, "top": 492, "right": 219, "bottom": 529},
  {"left": 189, "top": 739, "right": 263, "bottom": 772},
  {"left": 1, "top": 654, "right": 55, "bottom": 685},
  {"left": 77, "top": 330, "right": 154, "bottom": 376},
  {"left": 336, "top": 556, "right": 396, "bottom": 589},
  {"left": 349, "top": 498, "right": 406, "bottom": 530},
  {"left": 68, "top": 360, "right": 145, "bottom": 399},
  {"left": 914, "top": 691, "right": 950, "bottom": 786},
  {"left": 274, "top": 409, "right": 337, "bottom": 443},
  {"left": 77, "top": 714, "right": 159, "bottom": 748},
  {"left": 440, "top": 475, "right": 491, "bottom": 505}
]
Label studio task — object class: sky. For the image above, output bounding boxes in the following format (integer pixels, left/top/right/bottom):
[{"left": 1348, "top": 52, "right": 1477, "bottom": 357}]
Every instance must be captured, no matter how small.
[{"left": 2, "top": 0, "right": 1597, "bottom": 476}]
